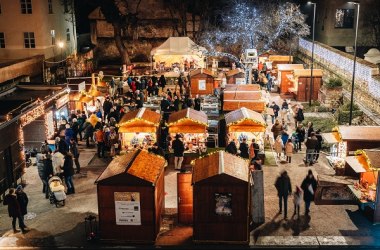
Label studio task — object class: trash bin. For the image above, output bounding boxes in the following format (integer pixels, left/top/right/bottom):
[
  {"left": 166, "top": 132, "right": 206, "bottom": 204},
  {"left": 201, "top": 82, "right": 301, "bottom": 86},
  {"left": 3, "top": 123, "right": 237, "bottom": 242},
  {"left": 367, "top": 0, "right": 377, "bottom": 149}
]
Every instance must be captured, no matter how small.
[{"left": 84, "top": 215, "right": 97, "bottom": 241}]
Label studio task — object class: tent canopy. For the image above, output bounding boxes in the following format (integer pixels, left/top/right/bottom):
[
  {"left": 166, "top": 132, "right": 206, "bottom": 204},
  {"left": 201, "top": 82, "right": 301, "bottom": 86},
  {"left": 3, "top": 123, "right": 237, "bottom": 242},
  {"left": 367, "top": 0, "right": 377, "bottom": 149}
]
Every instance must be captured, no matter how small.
[{"left": 151, "top": 37, "right": 206, "bottom": 56}]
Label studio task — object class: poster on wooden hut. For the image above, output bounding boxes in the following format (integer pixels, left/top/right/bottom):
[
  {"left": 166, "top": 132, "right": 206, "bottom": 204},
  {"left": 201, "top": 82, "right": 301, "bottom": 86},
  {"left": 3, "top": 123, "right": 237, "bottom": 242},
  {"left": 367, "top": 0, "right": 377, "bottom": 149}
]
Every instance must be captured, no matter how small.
[
  {"left": 236, "top": 78, "right": 246, "bottom": 85},
  {"left": 114, "top": 192, "right": 141, "bottom": 225},
  {"left": 215, "top": 193, "right": 232, "bottom": 216},
  {"left": 198, "top": 80, "right": 206, "bottom": 90}
]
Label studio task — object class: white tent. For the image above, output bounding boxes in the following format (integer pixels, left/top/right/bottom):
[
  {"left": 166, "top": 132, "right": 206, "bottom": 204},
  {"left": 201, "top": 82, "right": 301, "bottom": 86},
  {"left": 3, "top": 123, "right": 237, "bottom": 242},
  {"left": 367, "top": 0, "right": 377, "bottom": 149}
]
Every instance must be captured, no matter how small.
[{"left": 151, "top": 37, "right": 207, "bottom": 70}]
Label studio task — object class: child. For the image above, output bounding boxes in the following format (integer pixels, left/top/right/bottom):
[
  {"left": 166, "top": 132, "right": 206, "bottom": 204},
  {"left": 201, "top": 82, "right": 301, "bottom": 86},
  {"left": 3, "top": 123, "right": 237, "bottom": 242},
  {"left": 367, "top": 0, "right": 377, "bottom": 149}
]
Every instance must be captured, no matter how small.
[
  {"left": 293, "top": 186, "right": 303, "bottom": 219},
  {"left": 285, "top": 138, "right": 294, "bottom": 163}
]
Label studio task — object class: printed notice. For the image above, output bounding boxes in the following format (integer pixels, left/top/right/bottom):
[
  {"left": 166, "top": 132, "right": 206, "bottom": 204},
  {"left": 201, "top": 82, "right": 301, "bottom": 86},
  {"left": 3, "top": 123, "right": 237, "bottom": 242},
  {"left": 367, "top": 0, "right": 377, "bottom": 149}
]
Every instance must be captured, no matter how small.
[
  {"left": 114, "top": 192, "right": 141, "bottom": 225},
  {"left": 198, "top": 80, "right": 206, "bottom": 90}
]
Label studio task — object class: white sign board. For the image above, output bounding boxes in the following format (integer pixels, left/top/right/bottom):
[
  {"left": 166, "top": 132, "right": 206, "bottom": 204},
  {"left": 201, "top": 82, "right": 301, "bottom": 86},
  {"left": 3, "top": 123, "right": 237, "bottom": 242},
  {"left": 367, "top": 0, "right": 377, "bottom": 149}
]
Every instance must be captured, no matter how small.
[
  {"left": 114, "top": 192, "right": 141, "bottom": 225},
  {"left": 235, "top": 78, "right": 246, "bottom": 85},
  {"left": 78, "top": 81, "right": 86, "bottom": 92},
  {"left": 198, "top": 79, "right": 206, "bottom": 90}
]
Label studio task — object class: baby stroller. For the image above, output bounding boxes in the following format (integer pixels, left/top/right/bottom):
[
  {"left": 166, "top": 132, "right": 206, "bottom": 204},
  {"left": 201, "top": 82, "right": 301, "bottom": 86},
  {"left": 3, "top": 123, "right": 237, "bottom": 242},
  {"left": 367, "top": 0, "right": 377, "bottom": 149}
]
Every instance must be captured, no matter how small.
[{"left": 48, "top": 176, "right": 66, "bottom": 207}]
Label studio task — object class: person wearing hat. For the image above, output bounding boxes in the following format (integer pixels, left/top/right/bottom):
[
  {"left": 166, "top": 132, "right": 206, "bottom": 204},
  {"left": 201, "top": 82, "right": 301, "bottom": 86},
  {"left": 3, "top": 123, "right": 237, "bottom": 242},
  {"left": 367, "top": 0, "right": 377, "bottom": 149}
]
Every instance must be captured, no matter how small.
[
  {"left": 16, "top": 185, "right": 29, "bottom": 226},
  {"left": 3, "top": 188, "right": 27, "bottom": 233}
]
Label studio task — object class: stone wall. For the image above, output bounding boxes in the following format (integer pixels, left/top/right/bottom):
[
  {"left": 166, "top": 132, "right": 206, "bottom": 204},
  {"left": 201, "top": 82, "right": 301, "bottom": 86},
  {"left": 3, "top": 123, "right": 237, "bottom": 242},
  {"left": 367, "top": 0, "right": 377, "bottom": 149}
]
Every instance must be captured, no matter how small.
[{"left": 297, "top": 38, "right": 380, "bottom": 125}]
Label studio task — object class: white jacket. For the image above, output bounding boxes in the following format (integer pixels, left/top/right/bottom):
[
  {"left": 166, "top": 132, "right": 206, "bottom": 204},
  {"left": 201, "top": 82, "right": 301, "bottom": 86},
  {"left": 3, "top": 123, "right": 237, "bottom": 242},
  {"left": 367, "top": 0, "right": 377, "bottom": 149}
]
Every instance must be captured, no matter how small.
[{"left": 52, "top": 152, "right": 64, "bottom": 175}]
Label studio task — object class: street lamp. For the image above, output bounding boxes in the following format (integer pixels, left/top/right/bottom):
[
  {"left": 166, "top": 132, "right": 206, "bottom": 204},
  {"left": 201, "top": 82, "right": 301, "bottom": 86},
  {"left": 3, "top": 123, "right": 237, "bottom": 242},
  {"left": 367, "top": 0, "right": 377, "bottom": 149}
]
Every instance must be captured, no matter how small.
[
  {"left": 308, "top": 1, "right": 316, "bottom": 106},
  {"left": 58, "top": 41, "right": 64, "bottom": 65},
  {"left": 348, "top": 1, "right": 360, "bottom": 125}
]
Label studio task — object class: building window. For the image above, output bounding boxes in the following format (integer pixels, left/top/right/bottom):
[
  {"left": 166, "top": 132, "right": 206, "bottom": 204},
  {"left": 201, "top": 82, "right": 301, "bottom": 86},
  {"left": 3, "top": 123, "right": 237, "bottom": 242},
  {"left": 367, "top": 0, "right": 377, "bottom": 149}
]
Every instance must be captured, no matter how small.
[
  {"left": 51, "top": 30, "right": 55, "bottom": 45},
  {"left": 48, "top": 0, "right": 53, "bottom": 14},
  {"left": 20, "top": 0, "right": 32, "bottom": 14},
  {"left": 66, "top": 28, "right": 70, "bottom": 42},
  {"left": 24, "top": 32, "right": 35, "bottom": 48},
  {"left": 0, "top": 33, "right": 5, "bottom": 48},
  {"left": 335, "top": 9, "right": 355, "bottom": 29}
]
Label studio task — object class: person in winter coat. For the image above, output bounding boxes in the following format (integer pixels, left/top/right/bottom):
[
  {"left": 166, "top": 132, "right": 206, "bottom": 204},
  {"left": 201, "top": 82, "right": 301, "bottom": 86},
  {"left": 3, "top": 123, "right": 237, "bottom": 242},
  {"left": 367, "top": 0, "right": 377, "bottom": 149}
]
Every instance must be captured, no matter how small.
[
  {"left": 274, "top": 135, "right": 284, "bottom": 159},
  {"left": 159, "top": 75, "right": 166, "bottom": 90},
  {"left": 194, "top": 95, "right": 201, "bottom": 111},
  {"left": 62, "top": 152, "right": 75, "bottom": 194},
  {"left": 315, "top": 129, "right": 323, "bottom": 162},
  {"left": 271, "top": 119, "right": 284, "bottom": 140},
  {"left": 293, "top": 186, "right": 303, "bottom": 219},
  {"left": 294, "top": 105, "right": 304, "bottom": 128},
  {"left": 52, "top": 150, "right": 65, "bottom": 178},
  {"left": 102, "top": 97, "right": 113, "bottom": 119},
  {"left": 305, "top": 132, "right": 318, "bottom": 166},
  {"left": 172, "top": 134, "right": 185, "bottom": 170},
  {"left": 71, "top": 118, "right": 79, "bottom": 142},
  {"left": 83, "top": 122, "right": 94, "bottom": 147},
  {"left": 275, "top": 170, "right": 292, "bottom": 219},
  {"left": 269, "top": 101, "right": 280, "bottom": 124},
  {"left": 15, "top": 185, "right": 28, "bottom": 223},
  {"left": 225, "top": 139, "right": 238, "bottom": 155},
  {"left": 69, "top": 138, "right": 80, "bottom": 174},
  {"left": 296, "top": 124, "right": 306, "bottom": 151},
  {"left": 55, "top": 137, "right": 68, "bottom": 155},
  {"left": 306, "top": 121, "right": 314, "bottom": 138},
  {"left": 36, "top": 152, "right": 48, "bottom": 197},
  {"left": 301, "top": 170, "right": 317, "bottom": 215},
  {"left": 239, "top": 138, "right": 250, "bottom": 159},
  {"left": 64, "top": 124, "right": 74, "bottom": 146},
  {"left": 3, "top": 188, "right": 27, "bottom": 233},
  {"left": 285, "top": 138, "right": 294, "bottom": 163}
]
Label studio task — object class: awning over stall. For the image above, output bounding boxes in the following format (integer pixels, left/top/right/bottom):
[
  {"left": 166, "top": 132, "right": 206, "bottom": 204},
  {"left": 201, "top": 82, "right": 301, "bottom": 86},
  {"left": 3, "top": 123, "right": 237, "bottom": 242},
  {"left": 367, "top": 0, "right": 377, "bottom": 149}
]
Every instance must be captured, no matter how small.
[
  {"left": 225, "top": 107, "right": 266, "bottom": 133},
  {"left": 322, "top": 132, "right": 340, "bottom": 144},
  {"left": 338, "top": 126, "right": 380, "bottom": 141},
  {"left": 346, "top": 150, "right": 380, "bottom": 173},
  {"left": 168, "top": 108, "right": 208, "bottom": 134},
  {"left": 118, "top": 108, "right": 161, "bottom": 133}
]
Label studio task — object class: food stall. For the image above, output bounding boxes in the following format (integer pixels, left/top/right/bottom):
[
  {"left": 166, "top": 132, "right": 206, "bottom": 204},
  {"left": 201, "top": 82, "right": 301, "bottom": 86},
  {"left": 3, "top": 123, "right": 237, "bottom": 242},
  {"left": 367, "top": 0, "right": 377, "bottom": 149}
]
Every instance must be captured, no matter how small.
[
  {"left": 167, "top": 108, "right": 208, "bottom": 167},
  {"left": 346, "top": 149, "right": 380, "bottom": 223},
  {"left": 276, "top": 64, "right": 304, "bottom": 94},
  {"left": 224, "top": 107, "right": 267, "bottom": 162},
  {"left": 192, "top": 151, "right": 250, "bottom": 244},
  {"left": 289, "top": 69, "right": 323, "bottom": 102},
  {"left": 189, "top": 68, "right": 215, "bottom": 96},
  {"left": 223, "top": 85, "right": 266, "bottom": 112},
  {"left": 323, "top": 126, "right": 380, "bottom": 175},
  {"left": 225, "top": 68, "right": 246, "bottom": 84},
  {"left": 95, "top": 149, "right": 166, "bottom": 243},
  {"left": 268, "top": 55, "right": 293, "bottom": 68},
  {"left": 118, "top": 108, "right": 161, "bottom": 151}
]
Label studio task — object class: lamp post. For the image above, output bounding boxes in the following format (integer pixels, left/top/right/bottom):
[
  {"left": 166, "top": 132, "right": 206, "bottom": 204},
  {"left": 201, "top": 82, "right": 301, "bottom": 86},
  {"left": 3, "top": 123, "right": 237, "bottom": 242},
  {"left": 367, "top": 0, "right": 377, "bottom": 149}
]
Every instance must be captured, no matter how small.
[
  {"left": 348, "top": 1, "right": 360, "bottom": 125},
  {"left": 58, "top": 41, "right": 64, "bottom": 66},
  {"left": 308, "top": 2, "right": 316, "bottom": 106}
]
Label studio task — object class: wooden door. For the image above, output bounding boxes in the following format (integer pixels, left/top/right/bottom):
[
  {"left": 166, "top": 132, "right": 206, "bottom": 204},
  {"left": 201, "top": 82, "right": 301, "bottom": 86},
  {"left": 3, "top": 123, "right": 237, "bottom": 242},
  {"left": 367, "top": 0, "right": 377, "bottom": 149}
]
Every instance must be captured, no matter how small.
[{"left": 177, "top": 172, "right": 193, "bottom": 224}]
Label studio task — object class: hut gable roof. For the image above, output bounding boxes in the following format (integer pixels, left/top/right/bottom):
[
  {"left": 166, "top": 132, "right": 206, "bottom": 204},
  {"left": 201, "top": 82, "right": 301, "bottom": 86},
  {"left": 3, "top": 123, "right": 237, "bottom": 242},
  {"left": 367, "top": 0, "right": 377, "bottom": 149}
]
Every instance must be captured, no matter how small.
[
  {"left": 189, "top": 68, "right": 214, "bottom": 77},
  {"left": 168, "top": 108, "right": 208, "bottom": 126},
  {"left": 338, "top": 126, "right": 380, "bottom": 141},
  {"left": 192, "top": 151, "right": 249, "bottom": 184},
  {"left": 364, "top": 149, "right": 380, "bottom": 169},
  {"left": 293, "top": 69, "right": 323, "bottom": 77},
  {"left": 277, "top": 64, "right": 304, "bottom": 71},
  {"left": 224, "top": 84, "right": 261, "bottom": 91},
  {"left": 95, "top": 150, "right": 165, "bottom": 185},
  {"left": 226, "top": 68, "right": 245, "bottom": 77},
  {"left": 225, "top": 107, "right": 266, "bottom": 127},
  {"left": 119, "top": 108, "right": 161, "bottom": 127}
]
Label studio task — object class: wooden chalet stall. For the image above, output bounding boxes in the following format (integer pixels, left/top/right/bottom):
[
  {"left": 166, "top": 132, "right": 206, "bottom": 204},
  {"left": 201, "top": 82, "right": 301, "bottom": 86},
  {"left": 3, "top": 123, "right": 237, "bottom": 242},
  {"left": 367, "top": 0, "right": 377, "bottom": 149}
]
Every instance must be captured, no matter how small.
[
  {"left": 322, "top": 126, "right": 380, "bottom": 175},
  {"left": 276, "top": 64, "right": 304, "bottom": 94},
  {"left": 223, "top": 85, "right": 266, "bottom": 112},
  {"left": 96, "top": 149, "right": 166, "bottom": 243},
  {"left": 225, "top": 107, "right": 267, "bottom": 162},
  {"left": 346, "top": 149, "right": 380, "bottom": 223},
  {"left": 189, "top": 68, "right": 215, "bottom": 96},
  {"left": 226, "top": 68, "right": 246, "bottom": 84},
  {"left": 289, "top": 69, "right": 323, "bottom": 102},
  {"left": 192, "top": 151, "right": 250, "bottom": 244},
  {"left": 118, "top": 108, "right": 161, "bottom": 151},
  {"left": 268, "top": 55, "right": 293, "bottom": 68},
  {"left": 167, "top": 108, "right": 208, "bottom": 167}
]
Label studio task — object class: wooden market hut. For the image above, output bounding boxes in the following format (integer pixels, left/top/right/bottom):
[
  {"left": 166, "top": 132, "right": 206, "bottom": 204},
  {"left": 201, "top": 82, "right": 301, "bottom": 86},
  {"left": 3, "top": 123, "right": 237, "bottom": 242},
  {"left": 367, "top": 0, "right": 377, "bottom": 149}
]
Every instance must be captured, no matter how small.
[
  {"left": 192, "top": 151, "right": 250, "bottom": 244},
  {"left": 168, "top": 108, "right": 208, "bottom": 134},
  {"left": 226, "top": 68, "right": 246, "bottom": 84},
  {"left": 95, "top": 149, "right": 166, "bottom": 243},
  {"left": 189, "top": 68, "right": 215, "bottom": 96},
  {"left": 223, "top": 85, "right": 266, "bottom": 112},
  {"left": 290, "top": 69, "right": 323, "bottom": 102},
  {"left": 225, "top": 107, "right": 266, "bottom": 134},
  {"left": 118, "top": 108, "right": 161, "bottom": 149},
  {"left": 268, "top": 55, "right": 293, "bottom": 68},
  {"left": 345, "top": 149, "right": 380, "bottom": 223},
  {"left": 276, "top": 64, "right": 304, "bottom": 94}
]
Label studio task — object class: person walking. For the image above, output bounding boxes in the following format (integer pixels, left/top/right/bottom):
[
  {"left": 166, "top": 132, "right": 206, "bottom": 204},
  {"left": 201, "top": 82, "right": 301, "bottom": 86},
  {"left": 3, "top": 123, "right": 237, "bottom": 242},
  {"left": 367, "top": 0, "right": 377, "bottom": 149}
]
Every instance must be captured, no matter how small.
[
  {"left": 315, "top": 129, "right": 323, "bottom": 163},
  {"left": 274, "top": 135, "right": 284, "bottom": 160},
  {"left": 293, "top": 186, "right": 303, "bottom": 219},
  {"left": 294, "top": 104, "right": 304, "bottom": 129},
  {"left": 301, "top": 170, "right": 317, "bottom": 216},
  {"left": 69, "top": 138, "right": 81, "bottom": 174},
  {"left": 94, "top": 128, "right": 105, "bottom": 158},
  {"left": 172, "top": 134, "right": 185, "bottom": 170},
  {"left": 62, "top": 152, "right": 75, "bottom": 194},
  {"left": 3, "top": 188, "right": 27, "bottom": 233},
  {"left": 36, "top": 151, "right": 48, "bottom": 197},
  {"left": 269, "top": 102, "right": 280, "bottom": 124},
  {"left": 271, "top": 119, "right": 284, "bottom": 140},
  {"left": 306, "top": 121, "right": 314, "bottom": 138},
  {"left": 194, "top": 94, "right": 201, "bottom": 111},
  {"left": 249, "top": 139, "right": 259, "bottom": 161},
  {"left": 305, "top": 132, "right": 318, "bottom": 166},
  {"left": 285, "top": 138, "right": 294, "bottom": 163},
  {"left": 15, "top": 185, "right": 28, "bottom": 226},
  {"left": 296, "top": 124, "right": 306, "bottom": 151},
  {"left": 239, "top": 138, "right": 249, "bottom": 159},
  {"left": 275, "top": 171, "right": 292, "bottom": 220},
  {"left": 225, "top": 139, "right": 238, "bottom": 155}
]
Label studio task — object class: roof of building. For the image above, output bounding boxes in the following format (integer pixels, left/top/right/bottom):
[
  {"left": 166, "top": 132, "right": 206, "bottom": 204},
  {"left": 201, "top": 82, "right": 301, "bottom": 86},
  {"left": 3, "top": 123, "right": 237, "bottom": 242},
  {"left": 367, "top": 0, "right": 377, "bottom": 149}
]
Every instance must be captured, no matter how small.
[
  {"left": 168, "top": 108, "right": 208, "bottom": 126},
  {"left": 225, "top": 107, "right": 266, "bottom": 127},
  {"left": 339, "top": 126, "right": 380, "bottom": 141}
]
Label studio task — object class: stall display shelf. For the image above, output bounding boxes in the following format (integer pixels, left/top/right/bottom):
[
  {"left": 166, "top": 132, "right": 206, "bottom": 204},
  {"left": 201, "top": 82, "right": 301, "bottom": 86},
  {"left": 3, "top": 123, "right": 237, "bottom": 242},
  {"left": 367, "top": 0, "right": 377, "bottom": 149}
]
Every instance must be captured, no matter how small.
[{"left": 347, "top": 184, "right": 375, "bottom": 210}]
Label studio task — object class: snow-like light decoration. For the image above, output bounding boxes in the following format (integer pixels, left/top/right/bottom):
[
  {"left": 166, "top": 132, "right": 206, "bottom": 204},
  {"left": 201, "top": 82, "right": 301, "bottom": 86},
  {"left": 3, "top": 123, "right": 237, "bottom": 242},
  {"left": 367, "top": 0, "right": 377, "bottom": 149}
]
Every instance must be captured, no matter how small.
[{"left": 299, "top": 38, "right": 380, "bottom": 99}]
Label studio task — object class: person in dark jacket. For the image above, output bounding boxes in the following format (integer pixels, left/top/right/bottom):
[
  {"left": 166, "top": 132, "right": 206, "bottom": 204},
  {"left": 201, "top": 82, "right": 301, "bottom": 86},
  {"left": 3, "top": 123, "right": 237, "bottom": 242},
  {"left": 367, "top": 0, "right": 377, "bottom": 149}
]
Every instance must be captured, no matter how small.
[
  {"left": 315, "top": 129, "right": 323, "bottom": 162},
  {"left": 225, "top": 139, "right": 238, "bottom": 155},
  {"left": 275, "top": 170, "right": 292, "bottom": 220},
  {"left": 3, "top": 188, "right": 27, "bottom": 233},
  {"left": 194, "top": 95, "right": 201, "bottom": 111},
  {"left": 239, "top": 138, "right": 249, "bottom": 159},
  {"left": 149, "top": 143, "right": 165, "bottom": 157},
  {"left": 305, "top": 132, "right": 318, "bottom": 166},
  {"left": 83, "top": 122, "right": 94, "bottom": 147},
  {"left": 15, "top": 185, "right": 28, "bottom": 224},
  {"left": 172, "top": 134, "right": 185, "bottom": 170},
  {"left": 69, "top": 138, "right": 81, "bottom": 174},
  {"left": 158, "top": 75, "right": 166, "bottom": 90},
  {"left": 160, "top": 96, "right": 171, "bottom": 122},
  {"left": 62, "top": 152, "right": 75, "bottom": 194},
  {"left": 294, "top": 105, "right": 304, "bottom": 128},
  {"left": 306, "top": 121, "right": 314, "bottom": 138},
  {"left": 269, "top": 101, "right": 280, "bottom": 124},
  {"left": 295, "top": 124, "right": 306, "bottom": 151},
  {"left": 301, "top": 170, "right": 317, "bottom": 215},
  {"left": 102, "top": 97, "right": 113, "bottom": 119},
  {"left": 56, "top": 137, "right": 68, "bottom": 155},
  {"left": 71, "top": 118, "right": 79, "bottom": 142}
]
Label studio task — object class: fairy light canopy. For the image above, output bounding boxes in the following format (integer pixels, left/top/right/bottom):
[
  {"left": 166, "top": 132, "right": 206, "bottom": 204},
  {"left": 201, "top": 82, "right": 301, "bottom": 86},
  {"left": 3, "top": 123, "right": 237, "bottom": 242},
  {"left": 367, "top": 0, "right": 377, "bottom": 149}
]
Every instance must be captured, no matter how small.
[
  {"left": 225, "top": 107, "right": 266, "bottom": 133},
  {"left": 118, "top": 108, "right": 161, "bottom": 133},
  {"left": 167, "top": 108, "right": 208, "bottom": 134}
]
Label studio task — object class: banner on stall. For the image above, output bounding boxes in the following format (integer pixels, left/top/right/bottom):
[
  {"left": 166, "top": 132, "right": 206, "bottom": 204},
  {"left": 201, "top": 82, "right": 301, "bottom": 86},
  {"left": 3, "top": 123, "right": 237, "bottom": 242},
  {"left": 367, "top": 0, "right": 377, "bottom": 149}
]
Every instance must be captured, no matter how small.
[
  {"left": 114, "top": 192, "right": 141, "bottom": 225},
  {"left": 198, "top": 79, "right": 206, "bottom": 90}
]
